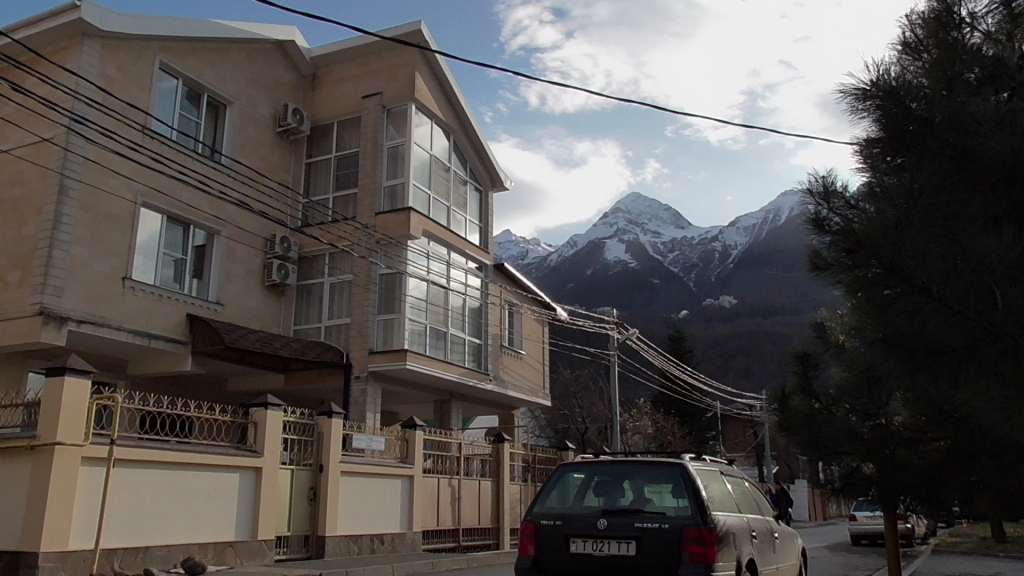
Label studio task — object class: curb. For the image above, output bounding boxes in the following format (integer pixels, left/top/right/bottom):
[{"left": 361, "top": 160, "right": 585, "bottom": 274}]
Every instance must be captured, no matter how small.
[
  {"left": 931, "top": 547, "right": 1024, "bottom": 561},
  {"left": 236, "top": 552, "right": 517, "bottom": 576}
]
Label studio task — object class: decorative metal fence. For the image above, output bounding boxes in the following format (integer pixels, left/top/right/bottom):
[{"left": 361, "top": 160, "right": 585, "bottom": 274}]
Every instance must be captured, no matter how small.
[
  {"left": 340, "top": 419, "right": 406, "bottom": 461},
  {"left": 422, "top": 428, "right": 494, "bottom": 478},
  {"left": 280, "top": 406, "right": 317, "bottom": 467},
  {"left": 510, "top": 443, "right": 559, "bottom": 485},
  {"left": 90, "top": 388, "right": 255, "bottom": 450},
  {"left": 0, "top": 389, "right": 41, "bottom": 435}
]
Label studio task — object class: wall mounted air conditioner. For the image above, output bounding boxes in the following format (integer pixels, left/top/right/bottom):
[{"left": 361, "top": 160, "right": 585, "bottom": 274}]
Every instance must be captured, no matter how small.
[
  {"left": 266, "top": 233, "right": 299, "bottom": 261},
  {"left": 265, "top": 258, "right": 298, "bottom": 287},
  {"left": 277, "top": 103, "right": 310, "bottom": 139}
]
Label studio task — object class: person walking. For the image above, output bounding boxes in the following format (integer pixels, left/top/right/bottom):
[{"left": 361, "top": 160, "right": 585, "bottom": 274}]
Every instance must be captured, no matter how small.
[{"left": 774, "top": 482, "right": 794, "bottom": 526}]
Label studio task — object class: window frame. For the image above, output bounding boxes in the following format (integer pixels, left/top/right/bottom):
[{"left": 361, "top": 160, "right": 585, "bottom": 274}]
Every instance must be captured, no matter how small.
[
  {"left": 373, "top": 237, "right": 487, "bottom": 372},
  {"left": 301, "top": 116, "right": 361, "bottom": 227},
  {"left": 151, "top": 64, "right": 228, "bottom": 163},
  {"left": 502, "top": 298, "right": 524, "bottom": 353},
  {"left": 381, "top": 104, "right": 485, "bottom": 246},
  {"left": 129, "top": 205, "right": 217, "bottom": 301},
  {"left": 292, "top": 249, "right": 355, "bottom": 352}
]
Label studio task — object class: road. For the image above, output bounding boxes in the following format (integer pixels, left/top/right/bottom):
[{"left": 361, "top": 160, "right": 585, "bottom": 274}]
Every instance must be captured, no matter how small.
[{"left": 422, "top": 521, "right": 925, "bottom": 576}]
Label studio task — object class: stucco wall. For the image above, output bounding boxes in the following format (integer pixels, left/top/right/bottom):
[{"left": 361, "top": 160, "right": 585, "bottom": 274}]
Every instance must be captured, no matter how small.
[
  {"left": 337, "top": 473, "right": 410, "bottom": 535},
  {"left": 0, "top": 452, "right": 33, "bottom": 550},
  {"left": 69, "top": 459, "right": 257, "bottom": 550}
]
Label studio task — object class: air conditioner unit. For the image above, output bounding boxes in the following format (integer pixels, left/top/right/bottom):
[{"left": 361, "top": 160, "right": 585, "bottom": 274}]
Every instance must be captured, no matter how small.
[
  {"left": 265, "top": 258, "right": 298, "bottom": 287},
  {"left": 266, "top": 233, "right": 299, "bottom": 260},
  {"left": 277, "top": 103, "right": 310, "bottom": 139}
]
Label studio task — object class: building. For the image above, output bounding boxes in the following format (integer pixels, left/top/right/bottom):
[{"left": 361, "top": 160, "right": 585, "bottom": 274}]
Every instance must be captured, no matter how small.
[{"left": 0, "top": 2, "right": 560, "bottom": 574}]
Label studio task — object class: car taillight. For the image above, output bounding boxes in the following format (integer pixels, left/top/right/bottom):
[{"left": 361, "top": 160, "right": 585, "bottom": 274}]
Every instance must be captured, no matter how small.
[
  {"left": 896, "top": 514, "right": 906, "bottom": 522},
  {"left": 681, "top": 526, "right": 718, "bottom": 565},
  {"left": 519, "top": 520, "right": 537, "bottom": 558},
  {"left": 848, "top": 514, "right": 857, "bottom": 522}
]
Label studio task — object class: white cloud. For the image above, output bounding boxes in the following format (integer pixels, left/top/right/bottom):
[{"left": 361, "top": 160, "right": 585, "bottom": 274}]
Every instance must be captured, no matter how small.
[
  {"left": 638, "top": 158, "right": 667, "bottom": 183},
  {"left": 491, "top": 134, "right": 636, "bottom": 237},
  {"left": 497, "top": 0, "right": 916, "bottom": 167}
]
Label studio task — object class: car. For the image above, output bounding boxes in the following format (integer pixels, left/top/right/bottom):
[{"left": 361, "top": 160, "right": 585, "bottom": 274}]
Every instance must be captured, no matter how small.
[
  {"left": 847, "top": 498, "right": 930, "bottom": 547},
  {"left": 514, "top": 453, "right": 808, "bottom": 576}
]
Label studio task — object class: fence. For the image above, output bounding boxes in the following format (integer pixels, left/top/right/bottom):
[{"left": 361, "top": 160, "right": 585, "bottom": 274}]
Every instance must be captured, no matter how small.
[
  {"left": 340, "top": 419, "right": 406, "bottom": 461},
  {"left": 276, "top": 406, "right": 318, "bottom": 560},
  {"left": 0, "top": 389, "right": 41, "bottom": 435},
  {"left": 90, "top": 388, "right": 256, "bottom": 450},
  {"left": 508, "top": 443, "right": 559, "bottom": 545}
]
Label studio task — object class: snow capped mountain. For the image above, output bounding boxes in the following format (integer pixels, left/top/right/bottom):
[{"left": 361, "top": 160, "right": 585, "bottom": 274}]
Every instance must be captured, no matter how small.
[
  {"left": 516, "top": 189, "right": 807, "bottom": 286},
  {"left": 493, "top": 229, "right": 557, "bottom": 268}
]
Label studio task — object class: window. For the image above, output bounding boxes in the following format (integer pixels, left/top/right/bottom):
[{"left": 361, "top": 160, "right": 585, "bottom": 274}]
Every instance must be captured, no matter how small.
[
  {"left": 724, "top": 475, "right": 762, "bottom": 517},
  {"left": 302, "top": 117, "right": 361, "bottom": 226},
  {"left": 25, "top": 372, "right": 44, "bottom": 397},
  {"left": 694, "top": 469, "right": 740, "bottom": 514},
  {"left": 382, "top": 104, "right": 485, "bottom": 245},
  {"left": 374, "top": 238, "right": 486, "bottom": 371},
  {"left": 502, "top": 300, "right": 524, "bottom": 351},
  {"left": 531, "top": 462, "right": 695, "bottom": 518},
  {"left": 131, "top": 206, "right": 215, "bottom": 299},
  {"left": 153, "top": 68, "right": 226, "bottom": 161},
  {"left": 293, "top": 251, "right": 354, "bottom": 351}
]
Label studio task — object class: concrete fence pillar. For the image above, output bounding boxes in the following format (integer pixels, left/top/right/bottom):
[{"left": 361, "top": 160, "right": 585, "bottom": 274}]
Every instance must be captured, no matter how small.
[
  {"left": 491, "top": 432, "right": 513, "bottom": 551},
  {"left": 22, "top": 353, "right": 96, "bottom": 552},
  {"left": 245, "top": 394, "right": 285, "bottom": 543},
  {"left": 315, "top": 402, "right": 345, "bottom": 553},
  {"left": 401, "top": 417, "right": 426, "bottom": 537},
  {"left": 557, "top": 440, "right": 576, "bottom": 463}
]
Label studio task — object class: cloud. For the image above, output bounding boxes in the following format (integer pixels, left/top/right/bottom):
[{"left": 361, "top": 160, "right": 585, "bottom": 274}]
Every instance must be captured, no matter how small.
[
  {"left": 491, "top": 134, "right": 635, "bottom": 237},
  {"left": 497, "top": 0, "right": 916, "bottom": 164}
]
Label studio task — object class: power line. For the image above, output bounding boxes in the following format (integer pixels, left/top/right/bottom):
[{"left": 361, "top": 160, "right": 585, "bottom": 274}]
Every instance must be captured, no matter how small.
[{"left": 251, "top": 0, "right": 854, "bottom": 146}]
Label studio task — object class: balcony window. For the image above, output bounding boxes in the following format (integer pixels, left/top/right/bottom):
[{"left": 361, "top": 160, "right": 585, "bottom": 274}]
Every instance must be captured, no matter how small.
[
  {"left": 152, "top": 68, "right": 226, "bottom": 162},
  {"left": 293, "top": 250, "right": 354, "bottom": 351},
  {"left": 131, "top": 206, "right": 215, "bottom": 300},
  {"left": 374, "top": 238, "right": 485, "bottom": 371},
  {"left": 302, "top": 117, "right": 360, "bottom": 225},
  {"left": 382, "top": 104, "right": 485, "bottom": 245}
]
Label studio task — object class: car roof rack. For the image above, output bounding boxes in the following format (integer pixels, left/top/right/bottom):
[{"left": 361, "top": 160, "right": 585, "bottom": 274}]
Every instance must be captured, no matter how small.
[{"left": 570, "top": 451, "right": 736, "bottom": 466}]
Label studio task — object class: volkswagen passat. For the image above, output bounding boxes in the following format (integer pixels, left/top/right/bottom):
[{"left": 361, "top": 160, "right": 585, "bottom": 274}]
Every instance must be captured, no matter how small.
[{"left": 515, "top": 454, "right": 807, "bottom": 576}]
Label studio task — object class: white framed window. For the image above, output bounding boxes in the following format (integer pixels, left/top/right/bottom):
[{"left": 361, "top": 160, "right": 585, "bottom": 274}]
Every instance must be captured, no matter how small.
[
  {"left": 374, "top": 237, "right": 486, "bottom": 371},
  {"left": 302, "top": 117, "right": 360, "bottom": 226},
  {"left": 153, "top": 67, "right": 227, "bottom": 162},
  {"left": 502, "top": 300, "right": 524, "bottom": 352},
  {"left": 382, "top": 104, "right": 484, "bottom": 246},
  {"left": 293, "top": 250, "right": 354, "bottom": 351},
  {"left": 131, "top": 206, "right": 216, "bottom": 300}
]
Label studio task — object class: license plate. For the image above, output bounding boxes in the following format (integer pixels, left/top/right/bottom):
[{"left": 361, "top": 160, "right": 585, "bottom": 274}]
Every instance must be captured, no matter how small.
[{"left": 570, "top": 538, "right": 636, "bottom": 556}]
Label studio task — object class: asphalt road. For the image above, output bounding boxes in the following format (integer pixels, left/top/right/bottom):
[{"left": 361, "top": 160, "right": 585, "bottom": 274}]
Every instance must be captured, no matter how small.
[{"left": 421, "top": 520, "right": 924, "bottom": 576}]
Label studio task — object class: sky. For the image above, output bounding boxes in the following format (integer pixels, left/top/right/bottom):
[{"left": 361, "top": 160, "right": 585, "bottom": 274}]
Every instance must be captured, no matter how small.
[{"left": 4, "top": 0, "right": 919, "bottom": 244}]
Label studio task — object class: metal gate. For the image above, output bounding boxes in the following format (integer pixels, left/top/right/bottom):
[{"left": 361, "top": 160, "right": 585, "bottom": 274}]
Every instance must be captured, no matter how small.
[
  {"left": 275, "top": 407, "right": 318, "bottom": 560},
  {"left": 421, "top": 429, "right": 499, "bottom": 552}
]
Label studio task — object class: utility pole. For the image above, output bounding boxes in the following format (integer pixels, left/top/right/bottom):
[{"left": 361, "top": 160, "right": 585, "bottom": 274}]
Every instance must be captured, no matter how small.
[
  {"left": 717, "top": 400, "right": 724, "bottom": 458},
  {"left": 762, "top": 390, "right": 773, "bottom": 484},
  {"left": 608, "top": 309, "right": 638, "bottom": 452}
]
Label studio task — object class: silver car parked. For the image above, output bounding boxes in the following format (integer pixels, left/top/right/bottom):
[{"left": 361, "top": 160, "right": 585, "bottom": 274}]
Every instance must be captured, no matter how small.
[{"left": 847, "top": 498, "right": 929, "bottom": 547}]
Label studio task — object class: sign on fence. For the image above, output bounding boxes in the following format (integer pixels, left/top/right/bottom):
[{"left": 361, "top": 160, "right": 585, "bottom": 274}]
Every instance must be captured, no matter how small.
[{"left": 351, "top": 434, "right": 387, "bottom": 451}]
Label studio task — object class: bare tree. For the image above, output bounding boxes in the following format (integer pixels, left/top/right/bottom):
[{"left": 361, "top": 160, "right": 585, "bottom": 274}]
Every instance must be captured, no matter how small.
[{"left": 531, "top": 366, "right": 611, "bottom": 452}]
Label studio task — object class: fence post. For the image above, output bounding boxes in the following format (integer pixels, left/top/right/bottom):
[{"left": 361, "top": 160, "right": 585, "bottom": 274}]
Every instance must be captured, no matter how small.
[
  {"left": 245, "top": 394, "right": 285, "bottom": 546},
  {"left": 557, "top": 440, "right": 576, "bottom": 463},
  {"left": 315, "top": 402, "right": 345, "bottom": 557},
  {"left": 491, "top": 432, "right": 513, "bottom": 551},
  {"left": 401, "top": 417, "right": 426, "bottom": 544},
  {"left": 22, "top": 354, "right": 95, "bottom": 553}
]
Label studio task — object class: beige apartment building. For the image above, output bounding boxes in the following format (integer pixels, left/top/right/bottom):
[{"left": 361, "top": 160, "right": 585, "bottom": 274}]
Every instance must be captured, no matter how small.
[{"left": 0, "top": 3, "right": 563, "bottom": 575}]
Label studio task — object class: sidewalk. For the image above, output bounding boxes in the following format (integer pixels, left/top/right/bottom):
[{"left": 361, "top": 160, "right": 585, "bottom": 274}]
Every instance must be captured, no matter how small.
[{"left": 221, "top": 551, "right": 517, "bottom": 576}]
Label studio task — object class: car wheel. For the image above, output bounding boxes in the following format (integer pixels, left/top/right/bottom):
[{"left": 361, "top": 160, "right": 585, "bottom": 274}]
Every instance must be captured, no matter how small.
[{"left": 850, "top": 536, "right": 861, "bottom": 546}]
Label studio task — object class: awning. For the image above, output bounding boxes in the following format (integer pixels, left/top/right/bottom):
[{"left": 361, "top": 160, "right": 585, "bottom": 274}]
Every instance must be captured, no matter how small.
[{"left": 187, "top": 314, "right": 348, "bottom": 373}]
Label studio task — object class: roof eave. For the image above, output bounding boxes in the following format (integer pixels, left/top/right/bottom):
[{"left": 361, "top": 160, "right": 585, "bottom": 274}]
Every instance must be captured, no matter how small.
[{"left": 495, "top": 262, "right": 567, "bottom": 319}]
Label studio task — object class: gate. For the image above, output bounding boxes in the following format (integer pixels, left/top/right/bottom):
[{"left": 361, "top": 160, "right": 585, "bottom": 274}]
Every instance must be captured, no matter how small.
[
  {"left": 509, "top": 443, "right": 559, "bottom": 545},
  {"left": 275, "top": 407, "right": 318, "bottom": 560},
  {"left": 420, "top": 428, "right": 499, "bottom": 552}
]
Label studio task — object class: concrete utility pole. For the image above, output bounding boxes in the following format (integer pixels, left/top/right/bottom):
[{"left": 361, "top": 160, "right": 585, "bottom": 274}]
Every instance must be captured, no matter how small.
[
  {"left": 608, "top": 309, "right": 638, "bottom": 452},
  {"left": 762, "top": 390, "right": 773, "bottom": 483}
]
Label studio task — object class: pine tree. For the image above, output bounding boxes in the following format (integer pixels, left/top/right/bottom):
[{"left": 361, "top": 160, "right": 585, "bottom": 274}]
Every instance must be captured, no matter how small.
[
  {"left": 651, "top": 319, "right": 717, "bottom": 454},
  {"left": 786, "top": 0, "right": 1024, "bottom": 550}
]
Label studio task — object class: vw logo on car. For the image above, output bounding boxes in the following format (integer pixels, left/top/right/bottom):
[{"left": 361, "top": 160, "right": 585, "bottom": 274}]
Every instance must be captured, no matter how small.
[{"left": 596, "top": 518, "right": 608, "bottom": 530}]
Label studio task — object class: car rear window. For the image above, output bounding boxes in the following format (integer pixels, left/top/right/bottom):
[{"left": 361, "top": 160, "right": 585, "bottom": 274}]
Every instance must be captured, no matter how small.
[
  {"left": 530, "top": 461, "right": 695, "bottom": 518},
  {"left": 852, "top": 500, "right": 882, "bottom": 513}
]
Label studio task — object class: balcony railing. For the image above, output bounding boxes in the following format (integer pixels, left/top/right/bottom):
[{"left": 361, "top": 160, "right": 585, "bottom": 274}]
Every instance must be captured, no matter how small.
[{"left": 0, "top": 389, "right": 41, "bottom": 436}]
